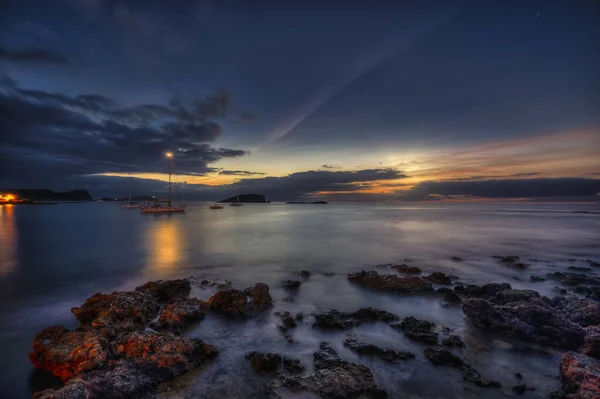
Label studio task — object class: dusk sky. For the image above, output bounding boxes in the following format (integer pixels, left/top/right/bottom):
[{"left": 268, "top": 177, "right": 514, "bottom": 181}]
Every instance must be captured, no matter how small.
[{"left": 1, "top": 0, "right": 599, "bottom": 201}]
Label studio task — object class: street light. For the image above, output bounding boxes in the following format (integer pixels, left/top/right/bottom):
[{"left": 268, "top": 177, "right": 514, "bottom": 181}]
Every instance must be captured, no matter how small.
[{"left": 166, "top": 152, "right": 173, "bottom": 158}]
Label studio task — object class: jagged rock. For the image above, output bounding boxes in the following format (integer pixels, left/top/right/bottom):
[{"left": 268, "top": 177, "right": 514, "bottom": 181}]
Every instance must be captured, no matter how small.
[
  {"left": 343, "top": 338, "right": 415, "bottom": 362},
  {"left": 425, "top": 272, "right": 454, "bottom": 284},
  {"left": 572, "top": 286, "right": 600, "bottom": 300},
  {"left": 589, "top": 260, "right": 600, "bottom": 267},
  {"left": 149, "top": 298, "right": 207, "bottom": 333},
  {"left": 313, "top": 308, "right": 399, "bottom": 329},
  {"left": 462, "top": 297, "right": 585, "bottom": 348},
  {"left": 209, "top": 283, "right": 272, "bottom": 317},
  {"left": 530, "top": 276, "right": 546, "bottom": 282},
  {"left": 451, "top": 257, "right": 463, "bottom": 262},
  {"left": 552, "top": 352, "right": 600, "bottom": 399},
  {"left": 582, "top": 327, "right": 600, "bottom": 359},
  {"left": 438, "top": 288, "right": 462, "bottom": 304},
  {"left": 273, "top": 342, "right": 387, "bottom": 399},
  {"left": 280, "top": 311, "right": 297, "bottom": 329},
  {"left": 71, "top": 291, "right": 160, "bottom": 331},
  {"left": 481, "top": 283, "right": 512, "bottom": 297},
  {"left": 298, "top": 270, "right": 311, "bottom": 278},
  {"left": 441, "top": 335, "right": 465, "bottom": 347},
  {"left": 492, "top": 289, "right": 540, "bottom": 304},
  {"left": 347, "top": 271, "right": 433, "bottom": 294},
  {"left": 391, "top": 264, "right": 422, "bottom": 274},
  {"left": 135, "top": 279, "right": 191, "bottom": 302},
  {"left": 555, "top": 297, "right": 600, "bottom": 327},
  {"left": 391, "top": 316, "right": 438, "bottom": 345},
  {"left": 424, "top": 346, "right": 500, "bottom": 388},
  {"left": 29, "top": 326, "right": 113, "bottom": 382},
  {"left": 282, "top": 280, "right": 301, "bottom": 289}
]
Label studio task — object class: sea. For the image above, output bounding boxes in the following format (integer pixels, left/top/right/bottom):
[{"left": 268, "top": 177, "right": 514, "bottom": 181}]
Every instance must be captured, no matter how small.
[{"left": 0, "top": 202, "right": 599, "bottom": 398}]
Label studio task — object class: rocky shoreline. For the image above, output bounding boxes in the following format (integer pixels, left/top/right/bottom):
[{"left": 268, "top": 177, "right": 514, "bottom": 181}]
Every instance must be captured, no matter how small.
[{"left": 28, "top": 256, "right": 600, "bottom": 398}]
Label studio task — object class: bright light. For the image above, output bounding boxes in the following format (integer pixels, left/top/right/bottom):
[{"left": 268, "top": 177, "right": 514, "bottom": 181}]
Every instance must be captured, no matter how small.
[
  {"left": 166, "top": 152, "right": 173, "bottom": 158},
  {"left": 0, "top": 194, "right": 17, "bottom": 202}
]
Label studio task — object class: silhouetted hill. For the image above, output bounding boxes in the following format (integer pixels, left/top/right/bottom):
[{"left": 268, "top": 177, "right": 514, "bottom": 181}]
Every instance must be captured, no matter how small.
[
  {"left": 4, "top": 189, "right": 93, "bottom": 202},
  {"left": 219, "top": 194, "right": 268, "bottom": 203}
]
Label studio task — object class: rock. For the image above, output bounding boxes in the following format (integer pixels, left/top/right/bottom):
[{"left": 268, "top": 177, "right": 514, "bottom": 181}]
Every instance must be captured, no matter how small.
[
  {"left": 495, "top": 255, "right": 520, "bottom": 263},
  {"left": 530, "top": 276, "right": 546, "bottom": 282},
  {"left": 282, "top": 280, "right": 301, "bottom": 289},
  {"left": 515, "top": 372, "right": 523, "bottom": 380},
  {"left": 209, "top": 283, "right": 272, "bottom": 317},
  {"left": 582, "top": 327, "right": 600, "bottom": 359},
  {"left": 441, "top": 335, "right": 465, "bottom": 348},
  {"left": 425, "top": 272, "right": 454, "bottom": 285},
  {"left": 462, "top": 298, "right": 585, "bottom": 348},
  {"left": 71, "top": 291, "right": 160, "bottom": 331},
  {"left": 438, "top": 288, "right": 462, "bottom": 304},
  {"left": 347, "top": 271, "right": 433, "bottom": 294},
  {"left": 553, "top": 352, "right": 600, "bottom": 399},
  {"left": 573, "top": 286, "right": 600, "bottom": 301},
  {"left": 424, "top": 347, "right": 500, "bottom": 388},
  {"left": 298, "top": 270, "right": 311, "bottom": 278},
  {"left": 343, "top": 338, "right": 415, "bottom": 362},
  {"left": 149, "top": 298, "right": 207, "bottom": 333},
  {"left": 29, "top": 326, "right": 113, "bottom": 382},
  {"left": 245, "top": 351, "right": 283, "bottom": 373},
  {"left": 135, "top": 279, "right": 191, "bottom": 302},
  {"left": 451, "top": 257, "right": 463, "bottom": 262},
  {"left": 556, "top": 297, "right": 600, "bottom": 327},
  {"left": 513, "top": 263, "right": 528, "bottom": 269},
  {"left": 323, "top": 272, "right": 335, "bottom": 276},
  {"left": 273, "top": 342, "right": 387, "bottom": 399},
  {"left": 588, "top": 260, "right": 600, "bottom": 267},
  {"left": 391, "top": 264, "right": 422, "bottom": 274},
  {"left": 492, "top": 289, "right": 541, "bottom": 304},
  {"left": 391, "top": 316, "right": 438, "bottom": 345},
  {"left": 280, "top": 311, "right": 297, "bottom": 329},
  {"left": 313, "top": 307, "right": 399, "bottom": 329},
  {"left": 115, "top": 331, "right": 218, "bottom": 374},
  {"left": 295, "top": 313, "right": 304, "bottom": 321},
  {"left": 568, "top": 266, "right": 593, "bottom": 272},
  {"left": 512, "top": 384, "right": 531, "bottom": 395}
]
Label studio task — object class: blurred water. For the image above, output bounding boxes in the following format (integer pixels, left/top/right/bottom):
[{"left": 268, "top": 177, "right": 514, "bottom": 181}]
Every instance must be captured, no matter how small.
[{"left": 0, "top": 202, "right": 598, "bottom": 398}]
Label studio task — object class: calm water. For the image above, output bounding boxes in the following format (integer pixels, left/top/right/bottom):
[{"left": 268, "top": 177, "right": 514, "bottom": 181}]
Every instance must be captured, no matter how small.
[{"left": 0, "top": 202, "right": 599, "bottom": 398}]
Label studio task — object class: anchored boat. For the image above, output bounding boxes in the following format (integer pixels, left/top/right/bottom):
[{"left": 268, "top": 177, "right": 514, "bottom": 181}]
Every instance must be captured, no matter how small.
[{"left": 141, "top": 152, "right": 186, "bottom": 214}]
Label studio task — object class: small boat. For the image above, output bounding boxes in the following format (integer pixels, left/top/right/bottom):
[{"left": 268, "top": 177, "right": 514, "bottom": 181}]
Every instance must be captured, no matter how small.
[
  {"left": 209, "top": 204, "right": 224, "bottom": 209},
  {"left": 141, "top": 152, "right": 186, "bottom": 214},
  {"left": 121, "top": 178, "right": 141, "bottom": 209}
]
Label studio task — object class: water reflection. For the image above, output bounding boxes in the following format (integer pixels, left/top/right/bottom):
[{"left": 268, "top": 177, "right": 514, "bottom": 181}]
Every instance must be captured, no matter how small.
[
  {"left": 0, "top": 205, "right": 17, "bottom": 276},
  {"left": 145, "top": 217, "right": 187, "bottom": 277}
]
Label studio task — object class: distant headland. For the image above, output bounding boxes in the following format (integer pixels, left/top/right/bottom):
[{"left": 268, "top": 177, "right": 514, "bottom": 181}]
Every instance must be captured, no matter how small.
[
  {"left": 0, "top": 189, "right": 93, "bottom": 203},
  {"left": 219, "top": 194, "right": 269, "bottom": 203}
]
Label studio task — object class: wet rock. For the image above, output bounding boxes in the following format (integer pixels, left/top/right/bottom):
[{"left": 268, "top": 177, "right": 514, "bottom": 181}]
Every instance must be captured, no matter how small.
[
  {"left": 323, "top": 272, "right": 335, "bottom": 276},
  {"left": 530, "top": 276, "right": 546, "bottom": 282},
  {"left": 29, "top": 326, "right": 113, "bottom": 382},
  {"left": 568, "top": 266, "right": 593, "bottom": 272},
  {"left": 554, "top": 287, "right": 568, "bottom": 295},
  {"left": 209, "top": 283, "right": 272, "bottom": 317},
  {"left": 547, "top": 272, "right": 567, "bottom": 280},
  {"left": 282, "top": 280, "right": 301, "bottom": 289},
  {"left": 280, "top": 311, "right": 297, "bottom": 329},
  {"left": 462, "top": 297, "right": 585, "bottom": 348},
  {"left": 512, "top": 384, "right": 533, "bottom": 395},
  {"left": 295, "top": 313, "right": 304, "bottom": 321},
  {"left": 273, "top": 342, "right": 387, "bottom": 399},
  {"left": 441, "top": 335, "right": 465, "bottom": 348},
  {"left": 347, "top": 271, "right": 433, "bottom": 294},
  {"left": 424, "top": 347, "right": 500, "bottom": 388},
  {"left": 344, "top": 338, "right": 415, "bottom": 362},
  {"left": 553, "top": 352, "right": 600, "bottom": 399},
  {"left": 561, "top": 273, "right": 600, "bottom": 287},
  {"left": 572, "top": 286, "right": 600, "bottom": 300},
  {"left": 246, "top": 352, "right": 283, "bottom": 373},
  {"left": 391, "top": 264, "right": 422, "bottom": 274},
  {"left": 555, "top": 297, "right": 600, "bottom": 327},
  {"left": 135, "top": 279, "right": 191, "bottom": 302},
  {"left": 481, "top": 283, "right": 512, "bottom": 297},
  {"left": 515, "top": 372, "right": 523, "bottom": 380},
  {"left": 71, "top": 291, "right": 160, "bottom": 331},
  {"left": 513, "top": 263, "right": 529, "bottom": 269},
  {"left": 492, "top": 289, "right": 541, "bottom": 304},
  {"left": 425, "top": 272, "right": 454, "bottom": 285},
  {"left": 149, "top": 298, "right": 207, "bottom": 333},
  {"left": 313, "top": 308, "right": 399, "bottom": 329},
  {"left": 297, "top": 270, "right": 311, "bottom": 278},
  {"left": 391, "top": 316, "right": 438, "bottom": 345},
  {"left": 451, "top": 257, "right": 463, "bottom": 262},
  {"left": 582, "top": 327, "right": 600, "bottom": 359},
  {"left": 495, "top": 255, "right": 520, "bottom": 263},
  {"left": 588, "top": 260, "right": 600, "bottom": 267}
]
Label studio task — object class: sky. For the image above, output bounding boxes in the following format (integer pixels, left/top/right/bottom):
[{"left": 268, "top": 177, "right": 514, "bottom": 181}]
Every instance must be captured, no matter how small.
[{"left": 1, "top": 0, "right": 599, "bottom": 201}]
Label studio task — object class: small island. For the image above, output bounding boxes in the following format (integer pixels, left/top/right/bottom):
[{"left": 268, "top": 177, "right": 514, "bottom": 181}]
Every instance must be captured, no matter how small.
[{"left": 219, "top": 194, "right": 269, "bottom": 203}]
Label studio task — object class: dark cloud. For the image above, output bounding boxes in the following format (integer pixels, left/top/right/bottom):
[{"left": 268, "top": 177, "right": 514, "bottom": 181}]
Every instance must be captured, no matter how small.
[
  {"left": 511, "top": 172, "right": 540, "bottom": 177},
  {"left": 219, "top": 170, "right": 266, "bottom": 176},
  {"left": 402, "top": 178, "right": 600, "bottom": 201},
  {"left": 321, "top": 164, "right": 339, "bottom": 169},
  {"left": 0, "top": 46, "right": 72, "bottom": 65},
  {"left": 0, "top": 77, "right": 251, "bottom": 186}
]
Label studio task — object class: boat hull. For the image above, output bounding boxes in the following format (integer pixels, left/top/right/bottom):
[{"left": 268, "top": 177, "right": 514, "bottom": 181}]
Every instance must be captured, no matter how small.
[
  {"left": 141, "top": 206, "right": 186, "bottom": 213},
  {"left": 121, "top": 204, "right": 141, "bottom": 209}
]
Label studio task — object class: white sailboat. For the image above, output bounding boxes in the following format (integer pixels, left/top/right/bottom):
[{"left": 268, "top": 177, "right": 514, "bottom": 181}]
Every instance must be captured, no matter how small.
[
  {"left": 141, "top": 152, "right": 186, "bottom": 214},
  {"left": 121, "top": 178, "right": 141, "bottom": 209},
  {"left": 229, "top": 193, "right": 243, "bottom": 207}
]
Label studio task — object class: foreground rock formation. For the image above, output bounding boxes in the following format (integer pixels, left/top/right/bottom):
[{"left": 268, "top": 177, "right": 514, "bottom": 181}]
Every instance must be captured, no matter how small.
[
  {"left": 551, "top": 352, "right": 600, "bottom": 398},
  {"left": 313, "top": 307, "right": 399, "bottom": 329},
  {"left": 30, "top": 279, "right": 273, "bottom": 398},
  {"left": 347, "top": 271, "right": 433, "bottom": 294}
]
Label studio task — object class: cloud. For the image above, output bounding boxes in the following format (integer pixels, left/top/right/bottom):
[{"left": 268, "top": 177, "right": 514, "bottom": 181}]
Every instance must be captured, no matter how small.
[
  {"left": 402, "top": 178, "right": 600, "bottom": 201},
  {"left": 0, "top": 46, "right": 72, "bottom": 65},
  {"left": 321, "top": 164, "right": 339, "bottom": 169},
  {"left": 511, "top": 172, "right": 540, "bottom": 177},
  {"left": 219, "top": 170, "right": 266, "bottom": 176},
  {"left": 0, "top": 77, "right": 250, "bottom": 187}
]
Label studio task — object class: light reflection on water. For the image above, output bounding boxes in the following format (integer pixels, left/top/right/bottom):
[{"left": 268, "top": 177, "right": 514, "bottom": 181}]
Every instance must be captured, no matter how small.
[{"left": 0, "top": 202, "right": 598, "bottom": 398}]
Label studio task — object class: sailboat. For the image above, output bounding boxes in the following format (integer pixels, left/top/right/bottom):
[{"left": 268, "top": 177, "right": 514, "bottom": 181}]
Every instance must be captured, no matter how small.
[
  {"left": 229, "top": 193, "right": 243, "bottom": 207},
  {"left": 141, "top": 152, "right": 186, "bottom": 214},
  {"left": 121, "top": 178, "right": 141, "bottom": 209}
]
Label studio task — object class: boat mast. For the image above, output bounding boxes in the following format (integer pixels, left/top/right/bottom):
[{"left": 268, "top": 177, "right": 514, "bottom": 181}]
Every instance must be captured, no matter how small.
[{"left": 166, "top": 152, "right": 173, "bottom": 207}]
